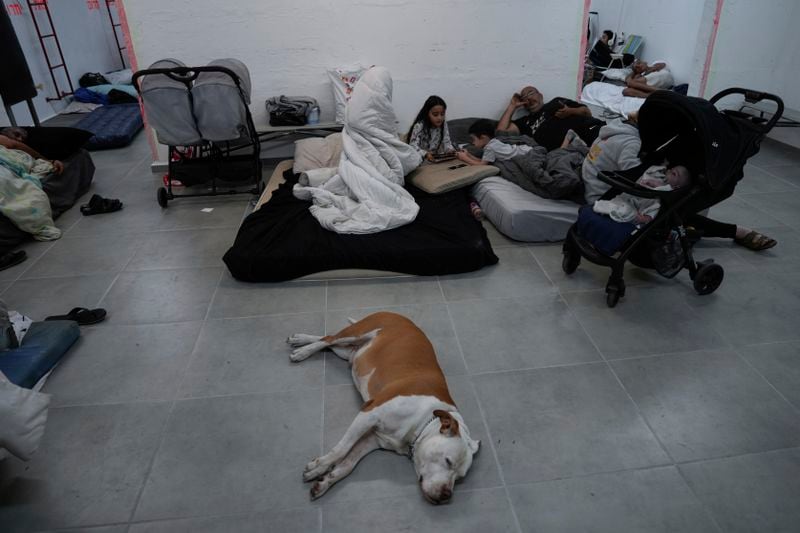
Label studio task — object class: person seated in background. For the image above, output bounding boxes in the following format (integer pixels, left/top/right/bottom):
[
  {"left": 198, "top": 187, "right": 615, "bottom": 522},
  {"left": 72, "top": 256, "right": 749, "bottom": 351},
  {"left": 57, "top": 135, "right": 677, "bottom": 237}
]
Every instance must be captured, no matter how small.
[
  {"left": 589, "top": 30, "right": 635, "bottom": 69},
  {"left": 496, "top": 86, "right": 605, "bottom": 151},
  {"left": 622, "top": 60, "right": 674, "bottom": 98},
  {"left": 0, "top": 127, "right": 63, "bottom": 174}
]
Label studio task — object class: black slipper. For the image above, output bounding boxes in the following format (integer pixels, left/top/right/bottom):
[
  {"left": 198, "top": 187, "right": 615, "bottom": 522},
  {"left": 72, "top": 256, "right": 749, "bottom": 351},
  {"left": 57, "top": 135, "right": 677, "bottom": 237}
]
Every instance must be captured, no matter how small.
[
  {"left": 45, "top": 307, "right": 107, "bottom": 325},
  {"left": 0, "top": 250, "right": 26, "bottom": 272},
  {"left": 80, "top": 194, "right": 123, "bottom": 216}
]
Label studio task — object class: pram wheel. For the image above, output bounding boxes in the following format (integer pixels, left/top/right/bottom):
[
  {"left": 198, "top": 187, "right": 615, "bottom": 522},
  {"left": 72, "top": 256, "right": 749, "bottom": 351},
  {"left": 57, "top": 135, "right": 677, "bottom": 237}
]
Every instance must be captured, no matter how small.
[
  {"left": 562, "top": 250, "right": 581, "bottom": 275},
  {"left": 157, "top": 187, "right": 169, "bottom": 208},
  {"left": 693, "top": 261, "right": 724, "bottom": 295},
  {"left": 605, "top": 279, "right": 625, "bottom": 308}
]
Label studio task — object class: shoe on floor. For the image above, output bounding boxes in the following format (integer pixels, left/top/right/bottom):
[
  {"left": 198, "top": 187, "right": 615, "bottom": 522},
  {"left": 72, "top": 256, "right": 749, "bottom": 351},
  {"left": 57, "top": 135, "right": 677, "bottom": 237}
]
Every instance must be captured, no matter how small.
[{"left": 44, "top": 307, "right": 107, "bottom": 325}]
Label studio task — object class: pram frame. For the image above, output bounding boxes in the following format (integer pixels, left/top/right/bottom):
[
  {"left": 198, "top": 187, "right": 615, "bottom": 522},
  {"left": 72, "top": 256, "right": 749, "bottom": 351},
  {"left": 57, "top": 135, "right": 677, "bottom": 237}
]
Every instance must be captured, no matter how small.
[
  {"left": 132, "top": 65, "right": 263, "bottom": 207},
  {"left": 562, "top": 87, "right": 784, "bottom": 307}
]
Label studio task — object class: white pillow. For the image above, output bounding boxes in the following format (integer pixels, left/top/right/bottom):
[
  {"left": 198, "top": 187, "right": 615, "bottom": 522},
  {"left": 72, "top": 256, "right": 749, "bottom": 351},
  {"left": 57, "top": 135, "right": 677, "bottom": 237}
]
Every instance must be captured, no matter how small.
[
  {"left": 0, "top": 370, "right": 51, "bottom": 461},
  {"left": 327, "top": 65, "right": 367, "bottom": 123},
  {"left": 293, "top": 133, "right": 344, "bottom": 174}
]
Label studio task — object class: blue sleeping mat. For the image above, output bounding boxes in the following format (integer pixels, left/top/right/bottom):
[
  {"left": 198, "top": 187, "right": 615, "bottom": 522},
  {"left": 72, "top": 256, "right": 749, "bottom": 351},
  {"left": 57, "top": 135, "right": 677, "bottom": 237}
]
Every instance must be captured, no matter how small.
[
  {"left": 75, "top": 103, "right": 143, "bottom": 150},
  {"left": 0, "top": 321, "right": 80, "bottom": 389}
]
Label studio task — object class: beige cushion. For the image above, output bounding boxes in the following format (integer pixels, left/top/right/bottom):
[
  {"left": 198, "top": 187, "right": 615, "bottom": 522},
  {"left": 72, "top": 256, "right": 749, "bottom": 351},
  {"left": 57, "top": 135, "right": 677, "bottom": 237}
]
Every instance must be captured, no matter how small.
[
  {"left": 255, "top": 159, "right": 294, "bottom": 211},
  {"left": 292, "top": 133, "right": 343, "bottom": 174},
  {"left": 408, "top": 162, "right": 499, "bottom": 194}
]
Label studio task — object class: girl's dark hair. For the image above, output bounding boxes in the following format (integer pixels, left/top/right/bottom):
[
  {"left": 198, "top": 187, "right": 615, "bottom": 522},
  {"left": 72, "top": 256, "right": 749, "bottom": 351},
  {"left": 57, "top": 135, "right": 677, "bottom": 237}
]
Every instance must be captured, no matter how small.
[{"left": 406, "top": 95, "right": 447, "bottom": 150}]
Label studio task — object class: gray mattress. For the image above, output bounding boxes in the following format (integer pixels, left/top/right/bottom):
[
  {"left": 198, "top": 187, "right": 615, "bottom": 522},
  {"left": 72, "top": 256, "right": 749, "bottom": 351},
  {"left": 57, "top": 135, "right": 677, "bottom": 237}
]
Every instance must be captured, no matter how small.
[{"left": 471, "top": 176, "right": 580, "bottom": 242}]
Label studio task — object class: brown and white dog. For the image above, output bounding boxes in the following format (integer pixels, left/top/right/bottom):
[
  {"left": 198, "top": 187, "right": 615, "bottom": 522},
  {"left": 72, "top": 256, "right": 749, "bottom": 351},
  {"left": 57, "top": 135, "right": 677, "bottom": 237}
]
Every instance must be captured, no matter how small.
[{"left": 287, "top": 311, "right": 480, "bottom": 504}]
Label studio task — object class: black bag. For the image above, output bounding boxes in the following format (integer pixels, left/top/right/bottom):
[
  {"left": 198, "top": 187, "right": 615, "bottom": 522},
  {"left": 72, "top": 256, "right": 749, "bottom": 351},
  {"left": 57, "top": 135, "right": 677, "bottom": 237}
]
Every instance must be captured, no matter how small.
[
  {"left": 79, "top": 72, "right": 109, "bottom": 88},
  {"left": 268, "top": 110, "right": 307, "bottom": 127}
]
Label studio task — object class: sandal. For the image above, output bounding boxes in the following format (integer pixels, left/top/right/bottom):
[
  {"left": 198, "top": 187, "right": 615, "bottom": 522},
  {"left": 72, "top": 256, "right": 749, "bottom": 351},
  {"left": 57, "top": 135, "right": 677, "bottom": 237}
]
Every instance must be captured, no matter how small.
[
  {"left": 45, "top": 307, "right": 107, "bottom": 325},
  {"left": 80, "top": 194, "right": 123, "bottom": 216},
  {"left": 734, "top": 230, "right": 777, "bottom": 251},
  {"left": 0, "top": 250, "right": 26, "bottom": 272}
]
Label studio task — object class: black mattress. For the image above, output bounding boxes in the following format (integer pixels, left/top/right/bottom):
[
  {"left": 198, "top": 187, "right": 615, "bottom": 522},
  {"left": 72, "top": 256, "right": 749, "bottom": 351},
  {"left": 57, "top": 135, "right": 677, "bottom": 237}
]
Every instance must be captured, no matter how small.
[{"left": 223, "top": 170, "right": 499, "bottom": 282}]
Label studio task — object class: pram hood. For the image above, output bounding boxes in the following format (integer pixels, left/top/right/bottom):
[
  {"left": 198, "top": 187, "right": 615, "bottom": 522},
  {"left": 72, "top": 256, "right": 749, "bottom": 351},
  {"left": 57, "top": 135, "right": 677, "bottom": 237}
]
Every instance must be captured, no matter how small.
[{"left": 637, "top": 91, "right": 761, "bottom": 191}]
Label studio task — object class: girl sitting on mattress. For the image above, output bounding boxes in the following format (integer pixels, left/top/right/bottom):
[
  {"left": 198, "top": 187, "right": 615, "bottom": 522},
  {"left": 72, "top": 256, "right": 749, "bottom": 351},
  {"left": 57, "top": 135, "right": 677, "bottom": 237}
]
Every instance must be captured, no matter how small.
[{"left": 406, "top": 95, "right": 456, "bottom": 162}]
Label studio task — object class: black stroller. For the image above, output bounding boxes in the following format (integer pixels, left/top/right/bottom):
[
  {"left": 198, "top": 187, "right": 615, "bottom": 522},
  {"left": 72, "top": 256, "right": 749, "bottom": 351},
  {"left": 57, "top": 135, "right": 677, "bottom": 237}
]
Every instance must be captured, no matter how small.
[
  {"left": 132, "top": 59, "right": 262, "bottom": 207},
  {"left": 562, "top": 88, "right": 784, "bottom": 307}
]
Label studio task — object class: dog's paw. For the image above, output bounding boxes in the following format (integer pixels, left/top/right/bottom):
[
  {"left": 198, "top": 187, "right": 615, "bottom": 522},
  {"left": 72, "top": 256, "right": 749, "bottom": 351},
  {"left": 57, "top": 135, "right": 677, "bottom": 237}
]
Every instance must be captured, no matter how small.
[
  {"left": 290, "top": 347, "right": 313, "bottom": 363},
  {"left": 310, "top": 479, "right": 330, "bottom": 500},
  {"left": 287, "top": 334, "right": 321, "bottom": 348},
  {"left": 303, "top": 458, "right": 330, "bottom": 482}
]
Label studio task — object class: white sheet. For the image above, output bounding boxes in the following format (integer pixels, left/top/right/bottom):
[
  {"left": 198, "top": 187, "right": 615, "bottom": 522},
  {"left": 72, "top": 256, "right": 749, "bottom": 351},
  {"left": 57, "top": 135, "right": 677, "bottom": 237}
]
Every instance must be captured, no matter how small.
[
  {"left": 581, "top": 81, "right": 645, "bottom": 118},
  {"left": 293, "top": 66, "right": 422, "bottom": 234}
]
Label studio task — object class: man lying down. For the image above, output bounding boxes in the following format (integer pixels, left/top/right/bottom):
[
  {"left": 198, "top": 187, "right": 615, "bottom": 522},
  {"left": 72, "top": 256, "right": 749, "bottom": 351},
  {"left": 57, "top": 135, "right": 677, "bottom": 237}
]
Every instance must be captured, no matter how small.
[{"left": 0, "top": 127, "right": 63, "bottom": 241}]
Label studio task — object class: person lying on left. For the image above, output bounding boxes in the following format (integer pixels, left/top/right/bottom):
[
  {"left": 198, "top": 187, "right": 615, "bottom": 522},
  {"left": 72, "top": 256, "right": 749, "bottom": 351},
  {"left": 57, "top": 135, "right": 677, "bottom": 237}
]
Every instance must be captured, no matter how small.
[{"left": 0, "top": 127, "right": 63, "bottom": 174}]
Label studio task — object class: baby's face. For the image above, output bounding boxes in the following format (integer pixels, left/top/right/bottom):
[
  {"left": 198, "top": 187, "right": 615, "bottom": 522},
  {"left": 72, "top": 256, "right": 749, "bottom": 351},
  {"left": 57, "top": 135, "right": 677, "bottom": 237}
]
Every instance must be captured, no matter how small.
[{"left": 666, "top": 166, "right": 690, "bottom": 188}]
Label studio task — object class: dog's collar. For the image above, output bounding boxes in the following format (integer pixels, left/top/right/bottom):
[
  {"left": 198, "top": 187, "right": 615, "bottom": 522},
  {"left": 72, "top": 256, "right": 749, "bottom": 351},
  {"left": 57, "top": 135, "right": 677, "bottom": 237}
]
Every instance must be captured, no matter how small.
[{"left": 407, "top": 415, "right": 439, "bottom": 460}]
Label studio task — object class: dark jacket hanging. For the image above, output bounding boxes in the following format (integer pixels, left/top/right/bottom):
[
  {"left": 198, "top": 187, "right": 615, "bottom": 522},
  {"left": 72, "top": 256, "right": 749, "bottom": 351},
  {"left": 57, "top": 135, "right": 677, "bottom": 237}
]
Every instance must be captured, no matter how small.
[{"left": 0, "top": 4, "right": 37, "bottom": 106}]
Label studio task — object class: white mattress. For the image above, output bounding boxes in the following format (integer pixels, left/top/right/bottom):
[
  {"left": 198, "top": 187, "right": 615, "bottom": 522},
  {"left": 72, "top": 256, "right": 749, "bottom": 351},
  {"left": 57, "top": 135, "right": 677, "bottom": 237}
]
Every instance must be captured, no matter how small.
[{"left": 471, "top": 177, "right": 580, "bottom": 242}]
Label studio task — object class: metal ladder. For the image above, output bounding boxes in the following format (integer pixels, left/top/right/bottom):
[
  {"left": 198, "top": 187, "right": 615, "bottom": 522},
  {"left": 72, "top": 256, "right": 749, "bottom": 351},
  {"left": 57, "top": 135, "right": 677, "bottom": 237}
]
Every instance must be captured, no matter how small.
[
  {"left": 26, "top": 0, "right": 74, "bottom": 101},
  {"left": 104, "top": 0, "right": 127, "bottom": 69}
]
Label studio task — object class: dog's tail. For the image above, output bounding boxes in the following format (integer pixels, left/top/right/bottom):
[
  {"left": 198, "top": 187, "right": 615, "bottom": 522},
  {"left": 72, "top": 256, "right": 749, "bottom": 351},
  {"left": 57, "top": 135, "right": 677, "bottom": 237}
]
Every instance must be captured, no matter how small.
[{"left": 347, "top": 317, "right": 357, "bottom": 324}]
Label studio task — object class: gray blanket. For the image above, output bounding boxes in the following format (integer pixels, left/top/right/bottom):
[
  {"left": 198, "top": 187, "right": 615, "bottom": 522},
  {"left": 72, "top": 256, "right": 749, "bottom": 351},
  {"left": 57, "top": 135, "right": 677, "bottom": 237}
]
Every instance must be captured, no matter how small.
[{"left": 492, "top": 134, "right": 587, "bottom": 203}]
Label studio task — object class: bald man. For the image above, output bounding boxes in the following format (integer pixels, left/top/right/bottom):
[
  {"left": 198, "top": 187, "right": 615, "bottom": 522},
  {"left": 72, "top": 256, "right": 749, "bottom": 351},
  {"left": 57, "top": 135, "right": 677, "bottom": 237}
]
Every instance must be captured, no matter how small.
[{"left": 496, "top": 86, "right": 605, "bottom": 151}]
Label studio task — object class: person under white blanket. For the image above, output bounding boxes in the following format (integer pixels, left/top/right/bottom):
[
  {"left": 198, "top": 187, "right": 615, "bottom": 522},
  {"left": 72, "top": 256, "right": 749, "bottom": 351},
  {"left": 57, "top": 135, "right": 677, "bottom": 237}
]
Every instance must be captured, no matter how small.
[
  {"left": 293, "top": 66, "right": 422, "bottom": 234},
  {"left": 593, "top": 164, "right": 690, "bottom": 225}
]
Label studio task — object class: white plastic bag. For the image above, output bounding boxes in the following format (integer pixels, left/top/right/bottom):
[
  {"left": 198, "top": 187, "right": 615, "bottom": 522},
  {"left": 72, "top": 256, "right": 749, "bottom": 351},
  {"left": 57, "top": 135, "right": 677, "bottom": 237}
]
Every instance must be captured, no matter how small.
[
  {"left": 326, "top": 64, "right": 368, "bottom": 123},
  {"left": 0, "top": 370, "right": 51, "bottom": 461}
]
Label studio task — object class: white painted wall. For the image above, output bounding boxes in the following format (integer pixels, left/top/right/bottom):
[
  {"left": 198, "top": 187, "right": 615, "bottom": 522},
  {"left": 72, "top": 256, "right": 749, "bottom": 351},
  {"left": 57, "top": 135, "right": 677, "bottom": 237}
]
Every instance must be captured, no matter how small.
[
  {"left": 587, "top": 0, "right": 705, "bottom": 85},
  {"left": 705, "top": 0, "right": 800, "bottom": 110},
  {"left": 122, "top": 0, "right": 586, "bottom": 135},
  {"left": 1, "top": 0, "right": 123, "bottom": 126}
]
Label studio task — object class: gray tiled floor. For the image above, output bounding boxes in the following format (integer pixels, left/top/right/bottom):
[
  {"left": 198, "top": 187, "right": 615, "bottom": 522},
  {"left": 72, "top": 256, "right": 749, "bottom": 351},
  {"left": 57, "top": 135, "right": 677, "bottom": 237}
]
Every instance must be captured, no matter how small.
[{"left": 1, "top": 134, "right": 800, "bottom": 532}]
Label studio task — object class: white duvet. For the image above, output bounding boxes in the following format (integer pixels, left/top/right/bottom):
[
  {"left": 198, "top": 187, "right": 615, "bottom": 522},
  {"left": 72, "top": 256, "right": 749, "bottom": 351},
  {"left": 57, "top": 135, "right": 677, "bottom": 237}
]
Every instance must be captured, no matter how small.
[
  {"left": 293, "top": 66, "right": 422, "bottom": 234},
  {"left": 581, "top": 81, "right": 645, "bottom": 118}
]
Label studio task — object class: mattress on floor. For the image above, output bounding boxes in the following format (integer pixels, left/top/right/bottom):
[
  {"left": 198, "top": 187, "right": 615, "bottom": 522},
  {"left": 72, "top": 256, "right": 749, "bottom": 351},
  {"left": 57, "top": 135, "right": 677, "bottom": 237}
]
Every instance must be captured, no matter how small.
[
  {"left": 224, "top": 168, "right": 499, "bottom": 282},
  {"left": 75, "top": 103, "right": 143, "bottom": 150},
  {"left": 472, "top": 176, "right": 580, "bottom": 242}
]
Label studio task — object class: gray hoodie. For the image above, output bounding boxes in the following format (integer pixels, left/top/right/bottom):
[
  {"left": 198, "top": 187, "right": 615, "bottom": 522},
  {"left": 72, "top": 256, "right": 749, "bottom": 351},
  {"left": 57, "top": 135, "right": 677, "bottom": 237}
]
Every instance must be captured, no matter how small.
[{"left": 581, "top": 120, "right": 641, "bottom": 204}]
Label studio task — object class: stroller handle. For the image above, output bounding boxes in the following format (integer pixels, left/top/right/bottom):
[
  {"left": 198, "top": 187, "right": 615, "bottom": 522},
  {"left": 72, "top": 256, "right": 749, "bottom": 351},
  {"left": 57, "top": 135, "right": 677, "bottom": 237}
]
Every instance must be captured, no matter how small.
[
  {"left": 131, "top": 65, "right": 244, "bottom": 93},
  {"left": 709, "top": 88, "right": 784, "bottom": 133}
]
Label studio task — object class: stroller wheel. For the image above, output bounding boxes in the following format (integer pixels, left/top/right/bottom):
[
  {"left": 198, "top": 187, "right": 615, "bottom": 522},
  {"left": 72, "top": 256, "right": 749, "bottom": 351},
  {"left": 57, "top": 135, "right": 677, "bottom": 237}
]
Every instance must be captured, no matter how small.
[
  {"left": 605, "top": 280, "right": 625, "bottom": 308},
  {"left": 562, "top": 251, "right": 581, "bottom": 275},
  {"left": 157, "top": 187, "right": 169, "bottom": 208},
  {"left": 693, "top": 262, "right": 724, "bottom": 295}
]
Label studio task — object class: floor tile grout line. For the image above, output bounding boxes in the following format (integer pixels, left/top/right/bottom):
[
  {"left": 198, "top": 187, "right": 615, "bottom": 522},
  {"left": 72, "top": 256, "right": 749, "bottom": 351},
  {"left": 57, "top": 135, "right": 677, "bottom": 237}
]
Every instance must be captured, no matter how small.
[
  {"left": 3, "top": 240, "right": 58, "bottom": 284},
  {"left": 437, "top": 276, "right": 523, "bottom": 533},
  {"left": 319, "top": 281, "right": 328, "bottom": 533},
  {"left": 564, "top": 289, "right": 727, "bottom": 532},
  {"left": 731, "top": 346, "right": 800, "bottom": 415},
  {"left": 126, "top": 265, "right": 225, "bottom": 523},
  {"left": 96, "top": 237, "right": 147, "bottom": 309}
]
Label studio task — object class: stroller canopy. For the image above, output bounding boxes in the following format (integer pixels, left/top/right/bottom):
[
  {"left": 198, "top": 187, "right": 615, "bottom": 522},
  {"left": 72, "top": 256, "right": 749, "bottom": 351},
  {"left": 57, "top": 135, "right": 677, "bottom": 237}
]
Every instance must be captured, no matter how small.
[{"left": 637, "top": 91, "right": 762, "bottom": 191}]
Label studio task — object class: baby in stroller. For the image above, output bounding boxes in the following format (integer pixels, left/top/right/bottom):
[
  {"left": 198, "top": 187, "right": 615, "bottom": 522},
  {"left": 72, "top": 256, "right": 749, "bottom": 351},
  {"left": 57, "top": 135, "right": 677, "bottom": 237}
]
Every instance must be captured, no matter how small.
[
  {"left": 593, "top": 164, "right": 690, "bottom": 225},
  {"left": 564, "top": 88, "right": 785, "bottom": 307}
]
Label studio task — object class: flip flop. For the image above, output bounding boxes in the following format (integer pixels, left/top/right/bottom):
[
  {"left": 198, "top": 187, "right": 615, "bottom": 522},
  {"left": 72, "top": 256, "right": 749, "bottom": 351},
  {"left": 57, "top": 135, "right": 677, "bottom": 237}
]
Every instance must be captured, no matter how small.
[
  {"left": 44, "top": 307, "right": 107, "bottom": 325},
  {"left": 80, "top": 194, "right": 123, "bottom": 216},
  {"left": 734, "top": 231, "right": 777, "bottom": 252},
  {"left": 0, "top": 250, "right": 26, "bottom": 272}
]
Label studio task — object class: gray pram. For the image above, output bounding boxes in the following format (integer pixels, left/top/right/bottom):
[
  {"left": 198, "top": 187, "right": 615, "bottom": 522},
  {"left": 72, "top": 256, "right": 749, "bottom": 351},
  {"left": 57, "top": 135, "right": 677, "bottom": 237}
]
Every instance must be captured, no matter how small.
[{"left": 132, "top": 58, "right": 262, "bottom": 207}]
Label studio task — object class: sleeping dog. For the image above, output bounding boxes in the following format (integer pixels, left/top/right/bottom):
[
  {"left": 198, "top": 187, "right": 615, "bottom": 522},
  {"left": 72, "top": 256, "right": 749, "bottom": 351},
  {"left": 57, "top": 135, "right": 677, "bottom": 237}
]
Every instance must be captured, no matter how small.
[{"left": 287, "top": 311, "right": 480, "bottom": 504}]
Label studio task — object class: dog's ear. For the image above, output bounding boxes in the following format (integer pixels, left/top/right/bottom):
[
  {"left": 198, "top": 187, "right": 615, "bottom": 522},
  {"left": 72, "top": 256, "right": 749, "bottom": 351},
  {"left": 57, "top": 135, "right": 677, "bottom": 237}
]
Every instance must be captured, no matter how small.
[{"left": 433, "top": 409, "right": 460, "bottom": 437}]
